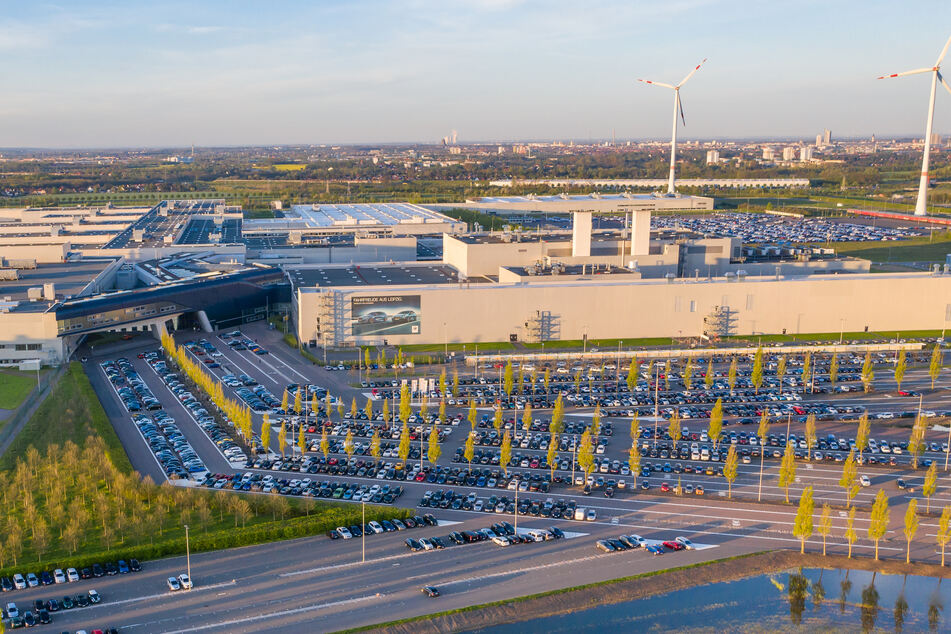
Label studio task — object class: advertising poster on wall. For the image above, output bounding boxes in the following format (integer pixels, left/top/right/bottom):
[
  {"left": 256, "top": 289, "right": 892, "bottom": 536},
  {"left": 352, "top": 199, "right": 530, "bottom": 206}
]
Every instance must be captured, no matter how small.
[{"left": 350, "top": 295, "right": 421, "bottom": 336}]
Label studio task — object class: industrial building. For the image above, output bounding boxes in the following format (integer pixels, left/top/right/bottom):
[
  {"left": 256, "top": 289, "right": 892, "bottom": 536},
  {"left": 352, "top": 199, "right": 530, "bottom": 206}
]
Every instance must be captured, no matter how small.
[{"left": 455, "top": 192, "right": 713, "bottom": 216}]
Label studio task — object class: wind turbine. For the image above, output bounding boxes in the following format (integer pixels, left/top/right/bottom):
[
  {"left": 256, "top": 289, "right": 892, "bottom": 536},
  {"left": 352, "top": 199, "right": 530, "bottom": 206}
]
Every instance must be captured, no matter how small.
[
  {"left": 878, "top": 35, "right": 951, "bottom": 217},
  {"left": 638, "top": 59, "right": 707, "bottom": 196}
]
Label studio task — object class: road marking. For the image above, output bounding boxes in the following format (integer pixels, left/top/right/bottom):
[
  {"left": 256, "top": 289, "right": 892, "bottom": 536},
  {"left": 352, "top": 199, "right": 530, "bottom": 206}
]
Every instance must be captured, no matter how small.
[
  {"left": 160, "top": 594, "right": 382, "bottom": 633},
  {"left": 280, "top": 551, "right": 422, "bottom": 576},
  {"left": 80, "top": 580, "right": 237, "bottom": 613}
]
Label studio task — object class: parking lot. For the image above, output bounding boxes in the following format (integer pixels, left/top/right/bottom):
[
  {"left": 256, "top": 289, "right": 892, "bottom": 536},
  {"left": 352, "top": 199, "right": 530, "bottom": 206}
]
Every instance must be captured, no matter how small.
[
  {"left": 83, "top": 326, "right": 951, "bottom": 524},
  {"left": 650, "top": 212, "right": 921, "bottom": 244}
]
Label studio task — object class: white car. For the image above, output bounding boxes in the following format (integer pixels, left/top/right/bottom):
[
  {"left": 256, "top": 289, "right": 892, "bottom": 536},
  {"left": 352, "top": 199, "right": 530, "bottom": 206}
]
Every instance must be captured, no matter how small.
[
  {"left": 368, "top": 521, "right": 384, "bottom": 534},
  {"left": 336, "top": 527, "right": 353, "bottom": 539},
  {"left": 5, "top": 602, "right": 18, "bottom": 619},
  {"left": 491, "top": 535, "right": 511, "bottom": 547},
  {"left": 53, "top": 569, "right": 67, "bottom": 584},
  {"left": 675, "top": 536, "right": 696, "bottom": 550},
  {"left": 585, "top": 508, "right": 597, "bottom": 521},
  {"left": 419, "top": 538, "right": 435, "bottom": 551},
  {"left": 12, "top": 574, "right": 26, "bottom": 590},
  {"left": 67, "top": 568, "right": 80, "bottom": 582},
  {"left": 178, "top": 574, "right": 193, "bottom": 590},
  {"left": 860, "top": 475, "right": 871, "bottom": 487},
  {"left": 627, "top": 534, "right": 647, "bottom": 548},
  {"left": 167, "top": 577, "right": 181, "bottom": 591}
]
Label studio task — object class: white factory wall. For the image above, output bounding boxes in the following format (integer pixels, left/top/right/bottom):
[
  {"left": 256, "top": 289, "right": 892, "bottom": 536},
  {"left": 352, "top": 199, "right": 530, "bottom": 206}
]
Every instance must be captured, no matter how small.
[{"left": 296, "top": 272, "right": 951, "bottom": 346}]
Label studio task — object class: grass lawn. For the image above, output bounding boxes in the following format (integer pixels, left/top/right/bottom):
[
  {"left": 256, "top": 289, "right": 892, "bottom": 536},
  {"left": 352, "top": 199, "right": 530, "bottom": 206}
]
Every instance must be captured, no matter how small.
[
  {"left": 398, "top": 342, "right": 515, "bottom": 353},
  {"left": 521, "top": 337, "right": 677, "bottom": 351},
  {"left": 0, "top": 369, "right": 36, "bottom": 410},
  {"left": 830, "top": 234, "right": 951, "bottom": 262}
]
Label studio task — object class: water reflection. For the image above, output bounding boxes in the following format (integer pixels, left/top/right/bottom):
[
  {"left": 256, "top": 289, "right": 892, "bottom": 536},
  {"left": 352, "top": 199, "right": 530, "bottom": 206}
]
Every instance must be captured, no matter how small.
[{"left": 474, "top": 567, "right": 951, "bottom": 634}]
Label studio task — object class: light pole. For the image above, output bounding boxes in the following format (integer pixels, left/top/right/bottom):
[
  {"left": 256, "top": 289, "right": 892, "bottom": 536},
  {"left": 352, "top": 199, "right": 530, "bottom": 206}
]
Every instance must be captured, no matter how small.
[
  {"left": 183, "top": 524, "right": 191, "bottom": 589},
  {"left": 361, "top": 500, "right": 366, "bottom": 563},
  {"left": 514, "top": 477, "right": 519, "bottom": 534}
]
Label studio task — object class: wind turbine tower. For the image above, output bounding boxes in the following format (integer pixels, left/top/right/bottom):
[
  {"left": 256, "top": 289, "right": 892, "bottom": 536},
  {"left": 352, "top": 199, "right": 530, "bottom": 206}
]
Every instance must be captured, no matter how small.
[
  {"left": 638, "top": 58, "right": 707, "bottom": 195},
  {"left": 878, "top": 35, "right": 951, "bottom": 217}
]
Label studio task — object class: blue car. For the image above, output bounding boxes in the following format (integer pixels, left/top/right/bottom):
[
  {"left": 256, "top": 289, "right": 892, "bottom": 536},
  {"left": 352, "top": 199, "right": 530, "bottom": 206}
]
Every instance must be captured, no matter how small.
[{"left": 646, "top": 544, "right": 665, "bottom": 555}]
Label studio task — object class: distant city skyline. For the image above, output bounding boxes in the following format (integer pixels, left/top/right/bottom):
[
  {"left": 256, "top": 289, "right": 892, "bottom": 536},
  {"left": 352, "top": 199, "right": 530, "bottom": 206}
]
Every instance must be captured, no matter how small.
[{"left": 0, "top": 0, "right": 949, "bottom": 148}]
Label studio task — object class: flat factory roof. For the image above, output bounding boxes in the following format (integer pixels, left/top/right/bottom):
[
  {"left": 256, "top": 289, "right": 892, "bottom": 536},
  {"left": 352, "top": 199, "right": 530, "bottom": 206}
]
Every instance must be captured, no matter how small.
[
  {"left": 288, "top": 203, "right": 456, "bottom": 228},
  {"left": 288, "top": 264, "right": 473, "bottom": 288},
  {"left": 0, "top": 259, "right": 114, "bottom": 312},
  {"left": 471, "top": 193, "right": 665, "bottom": 205}
]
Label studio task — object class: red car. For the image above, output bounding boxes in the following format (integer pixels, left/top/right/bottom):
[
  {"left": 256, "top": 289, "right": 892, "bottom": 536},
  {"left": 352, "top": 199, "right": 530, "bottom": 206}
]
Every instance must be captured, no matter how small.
[
  {"left": 663, "top": 541, "right": 685, "bottom": 551},
  {"left": 660, "top": 482, "right": 671, "bottom": 492}
]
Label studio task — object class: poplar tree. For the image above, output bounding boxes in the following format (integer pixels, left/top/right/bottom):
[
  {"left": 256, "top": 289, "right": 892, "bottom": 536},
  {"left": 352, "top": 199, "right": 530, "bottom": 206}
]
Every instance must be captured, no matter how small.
[
  {"left": 929, "top": 343, "right": 943, "bottom": 389},
  {"left": 522, "top": 403, "right": 533, "bottom": 432},
  {"left": 757, "top": 410, "right": 770, "bottom": 502},
  {"left": 467, "top": 399, "right": 477, "bottom": 429},
  {"left": 683, "top": 357, "right": 694, "bottom": 390},
  {"left": 463, "top": 431, "right": 475, "bottom": 473},
  {"left": 805, "top": 414, "right": 817, "bottom": 460},
  {"left": 845, "top": 506, "right": 857, "bottom": 559},
  {"left": 856, "top": 413, "right": 870, "bottom": 461},
  {"left": 937, "top": 506, "right": 951, "bottom": 567},
  {"left": 629, "top": 440, "right": 641, "bottom": 488},
  {"left": 500, "top": 430, "right": 512, "bottom": 476},
  {"left": 904, "top": 498, "right": 919, "bottom": 564},
  {"left": 668, "top": 409, "right": 682, "bottom": 453},
  {"left": 503, "top": 360, "right": 514, "bottom": 397},
  {"left": 370, "top": 430, "right": 381, "bottom": 460},
  {"left": 817, "top": 504, "right": 833, "bottom": 556},
  {"left": 397, "top": 422, "right": 410, "bottom": 465},
  {"left": 829, "top": 353, "right": 839, "bottom": 389},
  {"left": 894, "top": 349, "right": 907, "bottom": 392},
  {"left": 547, "top": 434, "right": 558, "bottom": 480},
  {"left": 320, "top": 427, "right": 329, "bottom": 458},
  {"left": 794, "top": 485, "right": 815, "bottom": 554},
  {"left": 427, "top": 426, "right": 441, "bottom": 467},
  {"left": 801, "top": 352, "right": 812, "bottom": 394},
  {"left": 861, "top": 351, "right": 874, "bottom": 393},
  {"left": 868, "top": 489, "right": 890, "bottom": 561},
  {"left": 550, "top": 394, "right": 565, "bottom": 436},
  {"left": 840, "top": 450, "right": 859, "bottom": 508},
  {"left": 724, "top": 444, "right": 739, "bottom": 498},
  {"left": 708, "top": 398, "right": 723, "bottom": 451},
  {"left": 751, "top": 347, "right": 764, "bottom": 394},
  {"left": 705, "top": 357, "right": 715, "bottom": 390},
  {"left": 578, "top": 429, "right": 595, "bottom": 480},
  {"left": 923, "top": 462, "right": 938, "bottom": 513},
  {"left": 627, "top": 356, "right": 639, "bottom": 391},
  {"left": 727, "top": 356, "right": 738, "bottom": 394},
  {"left": 778, "top": 441, "right": 797, "bottom": 503},
  {"left": 776, "top": 354, "right": 788, "bottom": 394}
]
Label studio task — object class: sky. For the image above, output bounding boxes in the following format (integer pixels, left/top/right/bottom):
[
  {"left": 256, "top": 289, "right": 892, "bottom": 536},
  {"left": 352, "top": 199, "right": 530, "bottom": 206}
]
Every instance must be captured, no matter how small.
[{"left": 1, "top": 0, "right": 950, "bottom": 148}]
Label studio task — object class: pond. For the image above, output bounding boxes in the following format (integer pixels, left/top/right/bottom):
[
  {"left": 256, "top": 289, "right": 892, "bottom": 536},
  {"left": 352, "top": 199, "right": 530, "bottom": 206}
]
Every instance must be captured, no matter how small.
[{"left": 474, "top": 567, "right": 949, "bottom": 633}]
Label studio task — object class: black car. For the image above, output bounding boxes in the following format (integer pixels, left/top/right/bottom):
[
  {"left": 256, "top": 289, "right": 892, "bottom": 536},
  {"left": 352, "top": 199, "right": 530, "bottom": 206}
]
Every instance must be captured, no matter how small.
[
  {"left": 422, "top": 514, "right": 438, "bottom": 527},
  {"left": 80, "top": 568, "right": 92, "bottom": 580},
  {"left": 61, "top": 596, "right": 74, "bottom": 610},
  {"left": 76, "top": 594, "right": 90, "bottom": 607},
  {"left": 421, "top": 585, "right": 440, "bottom": 597},
  {"left": 0, "top": 576, "right": 12, "bottom": 591},
  {"left": 46, "top": 599, "right": 60, "bottom": 612},
  {"left": 327, "top": 530, "right": 340, "bottom": 540},
  {"left": 40, "top": 571, "right": 54, "bottom": 586},
  {"left": 23, "top": 612, "right": 36, "bottom": 627},
  {"left": 33, "top": 599, "right": 45, "bottom": 612},
  {"left": 104, "top": 562, "right": 119, "bottom": 576},
  {"left": 129, "top": 558, "right": 142, "bottom": 572},
  {"left": 405, "top": 538, "right": 422, "bottom": 551},
  {"left": 92, "top": 564, "right": 104, "bottom": 577},
  {"left": 548, "top": 526, "right": 565, "bottom": 539},
  {"left": 37, "top": 609, "right": 51, "bottom": 625}
]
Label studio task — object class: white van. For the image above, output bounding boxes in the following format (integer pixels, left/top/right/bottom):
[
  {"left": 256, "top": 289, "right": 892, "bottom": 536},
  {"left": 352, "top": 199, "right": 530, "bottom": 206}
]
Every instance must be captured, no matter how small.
[{"left": 574, "top": 507, "right": 587, "bottom": 521}]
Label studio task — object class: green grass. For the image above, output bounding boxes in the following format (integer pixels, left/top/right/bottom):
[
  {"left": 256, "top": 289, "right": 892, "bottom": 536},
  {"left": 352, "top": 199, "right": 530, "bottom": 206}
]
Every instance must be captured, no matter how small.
[
  {"left": 522, "top": 337, "right": 676, "bottom": 350},
  {"left": 397, "top": 342, "right": 514, "bottom": 353},
  {"left": 0, "top": 362, "right": 132, "bottom": 473},
  {"left": 830, "top": 233, "right": 951, "bottom": 262},
  {"left": 333, "top": 550, "right": 769, "bottom": 633},
  {"left": 0, "top": 370, "right": 36, "bottom": 410}
]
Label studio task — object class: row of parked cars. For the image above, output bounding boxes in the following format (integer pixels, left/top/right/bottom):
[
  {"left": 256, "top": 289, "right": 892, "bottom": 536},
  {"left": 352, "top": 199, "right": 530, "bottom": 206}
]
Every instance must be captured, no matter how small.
[
  {"left": 199, "top": 472, "right": 406, "bottom": 503},
  {"left": 596, "top": 534, "right": 695, "bottom": 555},
  {"left": 2, "top": 560, "right": 138, "bottom": 593},
  {"left": 102, "top": 358, "right": 161, "bottom": 412},
  {"left": 219, "top": 331, "right": 269, "bottom": 355},
  {"left": 332, "top": 513, "right": 438, "bottom": 540},
  {"left": 133, "top": 413, "right": 206, "bottom": 479},
  {"left": 4, "top": 590, "right": 102, "bottom": 627},
  {"left": 145, "top": 354, "right": 248, "bottom": 466}
]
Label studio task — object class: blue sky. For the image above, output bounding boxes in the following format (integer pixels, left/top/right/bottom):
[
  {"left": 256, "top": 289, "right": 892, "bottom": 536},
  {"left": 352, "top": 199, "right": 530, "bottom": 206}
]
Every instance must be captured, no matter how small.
[{"left": 1, "top": 0, "right": 950, "bottom": 147}]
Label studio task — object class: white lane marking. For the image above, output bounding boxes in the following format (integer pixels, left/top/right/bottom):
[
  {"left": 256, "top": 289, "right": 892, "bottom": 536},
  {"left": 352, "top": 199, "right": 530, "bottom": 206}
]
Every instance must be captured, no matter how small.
[
  {"left": 280, "top": 552, "right": 422, "bottom": 577},
  {"left": 80, "top": 580, "right": 237, "bottom": 612},
  {"left": 262, "top": 345, "right": 311, "bottom": 381},
  {"left": 161, "top": 594, "right": 382, "bottom": 633}
]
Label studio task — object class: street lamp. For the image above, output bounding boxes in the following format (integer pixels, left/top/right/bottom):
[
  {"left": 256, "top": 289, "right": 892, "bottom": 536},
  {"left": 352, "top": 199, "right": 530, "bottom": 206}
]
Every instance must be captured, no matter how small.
[
  {"left": 183, "top": 524, "right": 191, "bottom": 589},
  {"left": 362, "top": 500, "right": 366, "bottom": 563}
]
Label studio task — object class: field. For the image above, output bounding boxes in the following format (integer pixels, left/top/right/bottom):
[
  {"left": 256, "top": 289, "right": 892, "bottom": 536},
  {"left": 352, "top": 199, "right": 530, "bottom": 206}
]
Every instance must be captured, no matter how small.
[
  {"left": 0, "top": 369, "right": 36, "bottom": 410},
  {"left": 0, "top": 363, "right": 406, "bottom": 575},
  {"left": 831, "top": 233, "right": 951, "bottom": 262}
]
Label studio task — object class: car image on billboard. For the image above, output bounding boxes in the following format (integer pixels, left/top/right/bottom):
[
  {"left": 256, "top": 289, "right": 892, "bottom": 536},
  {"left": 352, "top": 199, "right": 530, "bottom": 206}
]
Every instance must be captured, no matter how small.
[{"left": 351, "top": 296, "right": 421, "bottom": 336}]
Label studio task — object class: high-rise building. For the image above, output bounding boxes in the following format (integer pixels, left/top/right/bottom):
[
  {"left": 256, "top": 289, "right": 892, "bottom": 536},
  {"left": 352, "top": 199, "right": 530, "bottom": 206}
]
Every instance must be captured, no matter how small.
[
  {"left": 782, "top": 147, "right": 797, "bottom": 161},
  {"left": 762, "top": 147, "right": 775, "bottom": 161},
  {"left": 931, "top": 133, "right": 942, "bottom": 146},
  {"left": 800, "top": 147, "right": 814, "bottom": 162},
  {"left": 823, "top": 129, "right": 832, "bottom": 145},
  {"left": 705, "top": 149, "right": 720, "bottom": 165},
  {"left": 815, "top": 134, "right": 823, "bottom": 148}
]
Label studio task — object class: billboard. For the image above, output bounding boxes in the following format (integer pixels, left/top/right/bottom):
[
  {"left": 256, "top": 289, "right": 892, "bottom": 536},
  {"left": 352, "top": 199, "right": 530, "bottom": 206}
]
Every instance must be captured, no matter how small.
[{"left": 350, "top": 295, "right": 421, "bottom": 336}]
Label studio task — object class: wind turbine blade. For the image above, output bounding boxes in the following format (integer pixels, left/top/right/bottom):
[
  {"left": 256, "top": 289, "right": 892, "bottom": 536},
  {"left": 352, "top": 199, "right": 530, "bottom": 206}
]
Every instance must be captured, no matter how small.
[
  {"left": 877, "top": 68, "right": 934, "bottom": 79},
  {"left": 936, "top": 34, "right": 951, "bottom": 65},
  {"left": 679, "top": 96, "right": 686, "bottom": 126},
  {"left": 939, "top": 71, "right": 951, "bottom": 97},
  {"left": 677, "top": 58, "right": 707, "bottom": 87},
  {"left": 637, "top": 79, "right": 675, "bottom": 89}
]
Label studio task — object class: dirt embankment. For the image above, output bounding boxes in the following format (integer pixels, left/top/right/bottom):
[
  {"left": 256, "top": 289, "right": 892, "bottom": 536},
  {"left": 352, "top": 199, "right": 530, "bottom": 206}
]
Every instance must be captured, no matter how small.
[{"left": 360, "top": 551, "right": 951, "bottom": 634}]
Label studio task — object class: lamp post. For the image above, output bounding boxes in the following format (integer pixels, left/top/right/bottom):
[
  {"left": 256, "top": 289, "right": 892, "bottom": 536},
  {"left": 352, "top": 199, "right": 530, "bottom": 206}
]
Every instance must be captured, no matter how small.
[
  {"left": 183, "top": 524, "right": 191, "bottom": 589},
  {"left": 514, "top": 477, "right": 518, "bottom": 534},
  {"left": 362, "top": 500, "right": 366, "bottom": 563}
]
